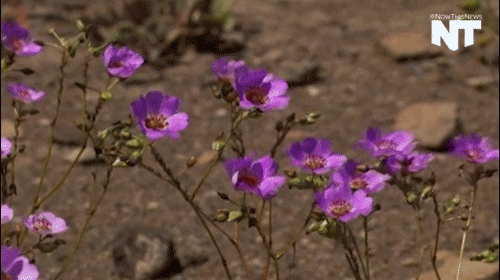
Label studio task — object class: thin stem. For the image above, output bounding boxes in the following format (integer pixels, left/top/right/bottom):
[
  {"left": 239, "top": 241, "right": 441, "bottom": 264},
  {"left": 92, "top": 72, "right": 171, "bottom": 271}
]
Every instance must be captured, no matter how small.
[
  {"left": 33, "top": 50, "right": 68, "bottom": 205},
  {"left": 53, "top": 167, "right": 114, "bottom": 280},
  {"left": 345, "top": 224, "right": 368, "bottom": 280},
  {"left": 189, "top": 110, "right": 246, "bottom": 201},
  {"left": 275, "top": 201, "right": 316, "bottom": 260},
  {"left": 9, "top": 101, "right": 23, "bottom": 198},
  {"left": 147, "top": 146, "right": 234, "bottom": 280},
  {"left": 456, "top": 183, "right": 478, "bottom": 280},
  {"left": 363, "top": 216, "right": 370, "bottom": 280},
  {"left": 414, "top": 207, "right": 427, "bottom": 280},
  {"left": 430, "top": 193, "right": 442, "bottom": 280}
]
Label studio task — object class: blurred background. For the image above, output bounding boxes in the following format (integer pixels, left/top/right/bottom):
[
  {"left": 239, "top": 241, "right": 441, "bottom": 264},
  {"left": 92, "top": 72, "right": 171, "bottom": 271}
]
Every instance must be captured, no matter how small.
[{"left": 1, "top": 0, "right": 499, "bottom": 279}]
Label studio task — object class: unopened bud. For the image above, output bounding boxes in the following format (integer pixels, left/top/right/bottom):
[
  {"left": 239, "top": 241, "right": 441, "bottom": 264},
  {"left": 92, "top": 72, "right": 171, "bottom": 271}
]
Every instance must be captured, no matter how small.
[
  {"left": 214, "top": 209, "right": 230, "bottom": 222},
  {"left": 275, "top": 121, "right": 284, "bottom": 131},
  {"left": 212, "top": 86, "right": 221, "bottom": 99},
  {"left": 76, "top": 20, "right": 85, "bottom": 32},
  {"left": 284, "top": 170, "right": 297, "bottom": 178},
  {"left": 186, "top": 156, "right": 197, "bottom": 167}
]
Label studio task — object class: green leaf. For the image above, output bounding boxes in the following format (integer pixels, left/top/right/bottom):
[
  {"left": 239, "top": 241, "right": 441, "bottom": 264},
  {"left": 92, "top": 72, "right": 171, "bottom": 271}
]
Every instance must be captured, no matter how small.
[
  {"left": 227, "top": 210, "right": 243, "bottom": 222},
  {"left": 35, "top": 239, "right": 66, "bottom": 253},
  {"left": 459, "top": 0, "right": 480, "bottom": 13},
  {"left": 212, "top": 138, "right": 226, "bottom": 151},
  {"left": 125, "top": 138, "right": 143, "bottom": 149},
  {"left": 100, "top": 91, "right": 112, "bottom": 100}
]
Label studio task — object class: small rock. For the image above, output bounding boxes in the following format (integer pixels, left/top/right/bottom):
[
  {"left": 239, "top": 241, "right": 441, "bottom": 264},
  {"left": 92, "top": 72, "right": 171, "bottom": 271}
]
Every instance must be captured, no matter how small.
[
  {"left": 214, "top": 108, "right": 228, "bottom": 118},
  {"left": 53, "top": 119, "right": 84, "bottom": 146},
  {"left": 277, "top": 60, "right": 321, "bottom": 86},
  {"left": 415, "top": 250, "right": 498, "bottom": 280},
  {"left": 394, "top": 102, "right": 459, "bottom": 149},
  {"left": 467, "top": 76, "right": 497, "bottom": 91},
  {"left": 217, "top": 31, "right": 245, "bottom": 53},
  {"left": 307, "top": 86, "right": 320, "bottom": 97},
  {"left": 1, "top": 119, "right": 24, "bottom": 138},
  {"left": 400, "top": 257, "right": 418, "bottom": 266},
  {"left": 63, "top": 146, "right": 105, "bottom": 165},
  {"left": 110, "top": 224, "right": 182, "bottom": 280},
  {"left": 379, "top": 31, "right": 442, "bottom": 62},
  {"left": 197, "top": 150, "right": 218, "bottom": 165}
]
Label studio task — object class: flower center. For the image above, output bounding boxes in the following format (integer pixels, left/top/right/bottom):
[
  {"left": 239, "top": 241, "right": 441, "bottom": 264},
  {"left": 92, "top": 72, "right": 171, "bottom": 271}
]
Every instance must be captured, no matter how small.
[
  {"left": 145, "top": 113, "right": 169, "bottom": 131},
  {"left": 376, "top": 139, "right": 396, "bottom": 151},
  {"left": 350, "top": 176, "right": 368, "bottom": 190},
  {"left": 238, "top": 171, "right": 260, "bottom": 188},
  {"left": 466, "top": 147, "right": 485, "bottom": 162},
  {"left": 327, "top": 199, "right": 352, "bottom": 217},
  {"left": 2, "top": 272, "right": 13, "bottom": 280},
  {"left": 32, "top": 217, "right": 52, "bottom": 233},
  {"left": 245, "top": 86, "right": 268, "bottom": 105},
  {"left": 108, "top": 60, "right": 124, "bottom": 68},
  {"left": 11, "top": 38, "right": 24, "bottom": 52},
  {"left": 18, "top": 89, "right": 30, "bottom": 99},
  {"left": 303, "top": 154, "right": 326, "bottom": 170}
]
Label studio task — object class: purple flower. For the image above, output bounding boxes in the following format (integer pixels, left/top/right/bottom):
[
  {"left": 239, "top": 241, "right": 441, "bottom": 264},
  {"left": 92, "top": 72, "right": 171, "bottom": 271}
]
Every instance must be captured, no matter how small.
[
  {"left": 287, "top": 137, "right": 347, "bottom": 174},
  {"left": 131, "top": 91, "right": 189, "bottom": 141},
  {"left": 385, "top": 151, "right": 434, "bottom": 174},
  {"left": 6, "top": 83, "right": 45, "bottom": 103},
  {"left": 224, "top": 155, "right": 286, "bottom": 200},
  {"left": 1, "top": 204, "right": 13, "bottom": 224},
  {"left": 332, "top": 160, "right": 391, "bottom": 194},
  {"left": 1, "top": 246, "right": 39, "bottom": 280},
  {"left": 234, "top": 68, "right": 289, "bottom": 111},
  {"left": 1, "top": 137, "right": 12, "bottom": 158},
  {"left": 1, "top": 21, "right": 42, "bottom": 56},
  {"left": 315, "top": 184, "right": 373, "bottom": 222},
  {"left": 449, "top": 133, "right": 499, "bottom": 164},
  {"left": 355, "top": 127, "right": 416, "bottom": 158},
  {"left": 102, "top": 44, "right": 144, "bottom": 78},
  {"left": 212, "top": 57, "right": 247, "bottom": 81},
  {"left": 24, "top": 212, "right": 68, "bottom": 235}
]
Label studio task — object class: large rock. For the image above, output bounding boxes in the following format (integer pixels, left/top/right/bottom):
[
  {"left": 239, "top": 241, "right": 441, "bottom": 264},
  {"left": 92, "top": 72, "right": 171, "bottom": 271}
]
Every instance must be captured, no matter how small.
[
  {"left": 379, "top": 31, "right": 442, "bottom": 62},
  {"left": 394, "top": 102, "right": 459, "bottom": 149},
  {"left": 413, "top": 250, "right": 498, "bottom": 280},
  {"left": 276, "top": 60, "right": 321, "bottom": 86},
  {"left": 110, "top": 224, "right": 183, "bottom": 280}
]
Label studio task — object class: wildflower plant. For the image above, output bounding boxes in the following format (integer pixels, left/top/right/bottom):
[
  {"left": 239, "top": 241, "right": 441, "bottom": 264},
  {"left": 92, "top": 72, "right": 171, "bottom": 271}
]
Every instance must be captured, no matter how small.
[{"left": 0, "top": 16, "right": 498, "bottom": 280}]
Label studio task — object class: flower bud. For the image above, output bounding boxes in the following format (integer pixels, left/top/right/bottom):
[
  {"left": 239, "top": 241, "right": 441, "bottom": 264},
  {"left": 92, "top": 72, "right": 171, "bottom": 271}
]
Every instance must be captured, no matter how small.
[
  {"left": 186, "top": 156, "right": 197, "bottom": 167},
  {"left": 214, "top": 209, "right": 230, "bottom": 222}
]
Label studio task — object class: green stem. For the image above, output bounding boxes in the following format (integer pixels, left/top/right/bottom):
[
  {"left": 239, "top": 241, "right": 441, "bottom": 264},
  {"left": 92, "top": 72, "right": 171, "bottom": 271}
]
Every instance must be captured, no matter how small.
[
  {"left": 456, "top": 182, "right": 478, "bottom": 280},
  {"left": 53, "top": 167, "right": 114, "bottom": 280}
]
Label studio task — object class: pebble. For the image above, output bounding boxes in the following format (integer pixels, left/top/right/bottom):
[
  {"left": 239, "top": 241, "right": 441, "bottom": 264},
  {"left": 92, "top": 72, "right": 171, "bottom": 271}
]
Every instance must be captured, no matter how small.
[
  {"left": 394, "top": 102, "right": 459, "bottom": 149},
  {"left": 1, "top": 119, "right": 24, "bottom": 138},
  {"left": 379, "top": 31, "right": 442, "bottom": 61},
  {"left": 415, "top": 250, "right": 498, "bottom": 280},
  {"left": 277, "top": 60, "right": 321, "bottom": 86},
  {"left": 466, "top": 76, "right": 497, "bottom": 91}
]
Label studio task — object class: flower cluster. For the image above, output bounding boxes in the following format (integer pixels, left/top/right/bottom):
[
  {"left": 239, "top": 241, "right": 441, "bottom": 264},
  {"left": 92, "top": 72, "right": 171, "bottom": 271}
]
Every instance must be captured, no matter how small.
[
  {"left": 1, "top": 245, "right": 39, "bottom": 280},
  {"left": 131, "top": 91, "right": 189, "bottom": 141},
  {"left": 102, "top": 44, "right": 144, "bottom": 78},
  {"left": 355, "top": 127, "right": 434, "bottom": 175},
  {"left": 6, "top": 82, "right": 45, "bottom": 103},
  {"left": 212, "top": 57, "right": 290, "bottom": 111},
  {"left": 1, "top": 204, "right": 67, "bottom": 280},
  {"left": 449, "top": 133, "right": 499, "bottom": 164},
  {"left": 1, "top": 21, "right": 42, "bottom": 56},
  {"left": 224, "top": 155, "right": 285, "bottom": 200}
]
